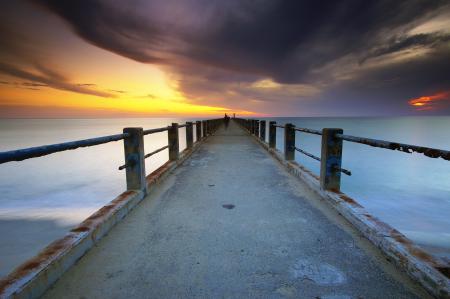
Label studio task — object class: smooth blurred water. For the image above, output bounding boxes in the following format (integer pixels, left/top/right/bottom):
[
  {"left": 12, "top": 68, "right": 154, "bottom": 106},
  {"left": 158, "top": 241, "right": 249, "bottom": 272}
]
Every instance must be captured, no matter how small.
[
  {"left": 0, "top": 118, "right": 196, "bottom": 219},
  {"left": 0, "top": 118, "right": 195, "bottom": 275},
  {"left": 0, "top": 116, "right": 449, "bottom": 276},
  {"left": 267, "top": 116, "right": 450, "bottom": 260}
]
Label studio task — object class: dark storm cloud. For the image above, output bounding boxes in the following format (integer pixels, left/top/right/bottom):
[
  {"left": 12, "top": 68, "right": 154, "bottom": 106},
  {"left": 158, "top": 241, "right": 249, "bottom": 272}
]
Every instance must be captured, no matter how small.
[
  {"left": 21, "top": 82, "right": 48, "bottom": 87},
  {"left": 33, "top": 0, "right": 167, "bottom": 64},
  {"left": 0, "top": 62, "right": 115, "bottom": 97},
  {"left": 109, "top": 89, "right": 127, "bottom": 94},
  {"left": 0, "top": 2, "right": 118, "bottom": 98},
  {"left": 0, "top": 81, "right": 47, "bottom": 87},
  {"left": 184, "top": 1, "right": 448, "bottom": 83},
  {"left": 30, "top": 0, "right": 450, "bottom": 114},
  {"left": 306, "top": 47, "right": 450, "bottom": 116},
  {"left": 34, "top": 1, "right": 446, "bottom": 77},
  {"left": 34, "top": 64, "right": 67, "bottom": 82},
  {"left": 360, "top": 32, "right": 450, "bottom": 64},
  {"left": 0, "top": 81, "right": 46, "bottom": 91},
  {"left": 77, "top": 83, "right": 97, "bottom": 87}
]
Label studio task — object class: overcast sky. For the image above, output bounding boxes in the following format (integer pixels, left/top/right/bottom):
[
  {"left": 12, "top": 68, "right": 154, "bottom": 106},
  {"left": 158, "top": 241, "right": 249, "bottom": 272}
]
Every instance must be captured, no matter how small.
[{"left": 0, "top": 0, "right": 449, "bottom": 117}]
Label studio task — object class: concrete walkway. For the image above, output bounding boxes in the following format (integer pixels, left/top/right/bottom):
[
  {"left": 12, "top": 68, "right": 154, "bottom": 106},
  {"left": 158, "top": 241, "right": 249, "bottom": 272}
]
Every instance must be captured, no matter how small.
[{"left": 44, "top": 121, "right": 428, "bottom": 298}]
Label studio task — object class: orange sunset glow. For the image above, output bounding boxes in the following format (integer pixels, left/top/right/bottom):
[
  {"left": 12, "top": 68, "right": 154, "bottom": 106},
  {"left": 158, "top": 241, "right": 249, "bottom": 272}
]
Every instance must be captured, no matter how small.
[
  {"left": 1, "top": 1, "right": 449, "bottom": 117},
  {"left": 0, "top": 56, "right": 255, "bottom": 118},
  {"left": 2, "top": 2, "right": 450, "bottom": 297},
  {"left": 408, "top": 92, "right": 450, "bottom": 111}
]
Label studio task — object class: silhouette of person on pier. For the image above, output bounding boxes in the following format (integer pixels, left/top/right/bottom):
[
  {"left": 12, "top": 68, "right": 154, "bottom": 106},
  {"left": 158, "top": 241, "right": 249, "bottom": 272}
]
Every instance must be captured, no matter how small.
[{"left": 224, "top": 113, "right": 230, "bottom": 129}]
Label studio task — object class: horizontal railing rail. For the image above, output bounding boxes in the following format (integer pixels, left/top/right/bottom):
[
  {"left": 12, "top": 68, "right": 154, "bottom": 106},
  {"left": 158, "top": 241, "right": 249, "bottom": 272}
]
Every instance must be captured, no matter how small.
[
  {"left": 233, "top": 118, "right": 450, "bottom": 297},
  {"left": 294, "top": 146, "right": 351, "bottom": 176},
  {"left": 294, "top": 127, "right": 322, "bottom": 135},
  {"left": 294, "top": 146, "right": 320, "bottom": 161},
  {"left": 0, "top": 133, "right": 129, "bottom": 164},
  {"left": 234, "top": 117, "right": 448, "bottom": 192},
  {"left": 118, "top": 145, "right": 170, "bottom": 170},
  {"left": 0, "top": 117, "right": 226, "bottom": 298},
  {"left": 143, "top": 126, "right": 170, "bottom": 135},
  {"left": 144, "top": 145, "right": 170, "bottom": 159},
  {"left": 336, "top": 133, "right": 450, "bottom": 161},
  {"left": 0, "top": 118, "right": 226, "bottom": 193}
]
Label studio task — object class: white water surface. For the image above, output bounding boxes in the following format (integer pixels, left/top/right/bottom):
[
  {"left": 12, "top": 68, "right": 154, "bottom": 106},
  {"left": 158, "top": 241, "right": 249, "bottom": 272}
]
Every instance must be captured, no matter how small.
[{"left": 0, "top": 116, "right": 449, "bottom": 276}]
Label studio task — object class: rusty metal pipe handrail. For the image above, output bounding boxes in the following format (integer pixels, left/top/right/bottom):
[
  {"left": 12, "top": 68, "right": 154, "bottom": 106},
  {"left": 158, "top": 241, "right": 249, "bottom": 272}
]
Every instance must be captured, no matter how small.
[
  {"left": 143, "top": 127, "right": 170, "bottom": 135},
  {"left": 118, "top": 161, "right": 133, "bottom": 171},
  {"left": 118, "top": 145, "right": 170, "bottom": 170},
  {"left": 294, "top": 146, "right": 351, "bottom": 176},
  {"left": 334, "top": 165, "right": 352, "bottom": 176},
  {"left": 144, "top": 145, "right": 169, "bottom": 159},
  {"left": 335, "top": 133, "right": 450, "bottom": 161},
  {"left": 294, "top": 128, "right": 322, "bottom": 135},
  {"left": 294, "top": 146, "right": 320, "bottom": 161},
  {"left": 274, "top": 125, "right": 285, "bottom": 128},
  {"left": 178, "top": 124, "right": 187, "bottom": 128},
  {"left": 0, "top": 133, "right": 129, "bottom": 164}
]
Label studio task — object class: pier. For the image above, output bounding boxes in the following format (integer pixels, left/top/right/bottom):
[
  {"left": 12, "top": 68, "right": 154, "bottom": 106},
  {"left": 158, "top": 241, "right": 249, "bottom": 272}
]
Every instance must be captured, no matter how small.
[{"left": 0, "top": 119, "right": 449, "bottom": 298}]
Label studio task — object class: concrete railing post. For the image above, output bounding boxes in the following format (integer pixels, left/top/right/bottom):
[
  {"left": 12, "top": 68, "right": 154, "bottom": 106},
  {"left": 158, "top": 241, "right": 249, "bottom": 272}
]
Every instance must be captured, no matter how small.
[
  {"left": 123, "top": 127, "right": 146, "bottom": 192},
  {"left": 202, "top": 120, "right": 207, "bottom": 137},
  {"left": 320, "top": 128, "right": 343, "bottom": 191},
  {"left": 284, "top": 123, "right": 295, "bottom": 160},
  {"left": 168, "top": 123, "right": 179, "bottom": 161},
  {"left": 269, "top": 121, "right": 276, "bottom": 148},
  {"left": 260, "top": 120, "right": 266, "bottom": 141},
  {"left": 254, "top": 120, "right": 259, "bottom": 137},
  {"left": 186, "top": 122, "right": 193, "bottom": 149},
  {"left": 196, "top": 121, "right": 201, "bottom": 142}
]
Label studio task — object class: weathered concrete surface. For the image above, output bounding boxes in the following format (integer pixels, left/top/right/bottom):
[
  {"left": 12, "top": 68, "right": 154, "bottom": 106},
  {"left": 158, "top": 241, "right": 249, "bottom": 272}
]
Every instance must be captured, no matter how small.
[{"left": 43, "top": 121, "right": 429, "bottom": 299}]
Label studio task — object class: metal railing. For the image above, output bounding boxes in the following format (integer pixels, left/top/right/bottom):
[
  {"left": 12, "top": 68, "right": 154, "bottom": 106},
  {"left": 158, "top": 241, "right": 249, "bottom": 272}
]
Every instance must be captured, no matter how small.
[
  {"left": 0, "top": 133, "right": 129, "bottom": 164},
  {"left": 0, "top": 118, "right": 224, "bottom": 193},
  {"left": 336, "top": 133, "right": 450, "bottom": 160},
  {"left": 235, "top": 118, "right": 449, "bottom": 192}
]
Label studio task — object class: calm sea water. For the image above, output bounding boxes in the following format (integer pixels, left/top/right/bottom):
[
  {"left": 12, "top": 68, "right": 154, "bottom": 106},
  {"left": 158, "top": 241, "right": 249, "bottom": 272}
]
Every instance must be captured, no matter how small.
[{"left": 0, "top": 116, "right": 449, "bottom": 276}]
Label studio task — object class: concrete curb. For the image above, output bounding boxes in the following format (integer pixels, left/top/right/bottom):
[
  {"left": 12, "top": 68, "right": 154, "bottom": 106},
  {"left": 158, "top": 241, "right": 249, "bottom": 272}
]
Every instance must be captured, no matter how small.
[
  {"left": 0, "top": 140, "right": 205, "bottom": 299},
  {"left": 250, "top": 133, "right": 450, "bottom": 299}
]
